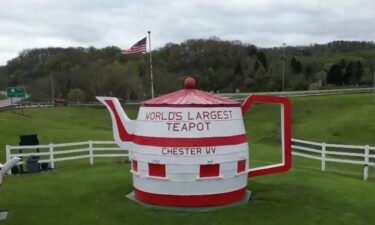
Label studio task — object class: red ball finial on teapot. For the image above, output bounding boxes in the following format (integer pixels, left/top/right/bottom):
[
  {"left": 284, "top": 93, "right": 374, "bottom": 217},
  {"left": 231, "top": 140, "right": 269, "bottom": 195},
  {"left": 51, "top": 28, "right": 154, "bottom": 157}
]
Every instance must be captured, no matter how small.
[{"left": 184, "top": 77, "right": 196, "bottom": 89}]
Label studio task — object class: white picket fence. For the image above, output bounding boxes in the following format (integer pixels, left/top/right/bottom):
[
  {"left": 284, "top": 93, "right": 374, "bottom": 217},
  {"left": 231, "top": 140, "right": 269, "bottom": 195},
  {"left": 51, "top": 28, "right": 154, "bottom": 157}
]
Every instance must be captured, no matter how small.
[
  {"left": 292, "top": 138, "right": 375, "bottom": 181},
  {"left": 5, "top": 140, "right": 129, "bottom": 174},
  {"left": 5, "top": 138, "right": 375, "bottom": 181}
]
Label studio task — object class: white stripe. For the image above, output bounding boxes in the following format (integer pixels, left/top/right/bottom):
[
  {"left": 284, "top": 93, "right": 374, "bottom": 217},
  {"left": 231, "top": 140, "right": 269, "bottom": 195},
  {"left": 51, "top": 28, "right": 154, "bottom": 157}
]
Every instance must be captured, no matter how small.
[
  {"left": 134, "top": 160, "right": 248, "bottom": 180},
  {"left": 135, "top": 120, "right": 245, "bottom": 137},
  {"left": 132, "top": 151, "right": 248, "bottom": 165},
  {"left": 132, "top": 143, "right": 248, "bottom": 156},
  {"left": 131, "top": 143, "right": 248, "bottom": 165},
  {"left": 137, "top": 107, "right": 243, "bottom": 120},
  {"left": 135, "top": 107, "right": 245, "bottom": 137},
  {"left": 133, "top": 173, "right": 247, "bottom": 195}
]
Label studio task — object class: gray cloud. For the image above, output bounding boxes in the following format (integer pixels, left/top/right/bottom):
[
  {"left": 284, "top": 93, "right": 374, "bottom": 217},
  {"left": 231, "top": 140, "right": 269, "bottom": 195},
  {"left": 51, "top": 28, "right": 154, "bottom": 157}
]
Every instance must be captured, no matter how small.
[{"left": 1, "top": 0, "right": 375, "bottom": 65}]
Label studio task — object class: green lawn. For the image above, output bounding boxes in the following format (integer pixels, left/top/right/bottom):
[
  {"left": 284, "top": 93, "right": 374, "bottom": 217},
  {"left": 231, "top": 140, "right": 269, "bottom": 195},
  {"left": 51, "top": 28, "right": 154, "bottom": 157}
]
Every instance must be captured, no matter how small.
[{"left": 1, "top": 93, "right": 375, "bottom": 225}]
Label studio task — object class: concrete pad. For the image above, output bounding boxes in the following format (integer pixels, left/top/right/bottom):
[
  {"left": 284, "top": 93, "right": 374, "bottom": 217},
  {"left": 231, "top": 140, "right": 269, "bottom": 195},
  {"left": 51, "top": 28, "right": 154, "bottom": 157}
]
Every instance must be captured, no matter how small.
[
  {"left": 0, "top": 211, "right": 8, "bottom": 221},
  {"left": 126, "top": 190, "right": 251, "bottom": 212}
]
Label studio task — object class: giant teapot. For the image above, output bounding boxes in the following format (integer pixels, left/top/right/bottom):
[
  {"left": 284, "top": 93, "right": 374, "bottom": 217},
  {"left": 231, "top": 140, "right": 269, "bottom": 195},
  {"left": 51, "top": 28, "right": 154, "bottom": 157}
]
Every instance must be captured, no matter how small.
[{"left": 97, "top": 77, "right": 291, "bottom": 207}]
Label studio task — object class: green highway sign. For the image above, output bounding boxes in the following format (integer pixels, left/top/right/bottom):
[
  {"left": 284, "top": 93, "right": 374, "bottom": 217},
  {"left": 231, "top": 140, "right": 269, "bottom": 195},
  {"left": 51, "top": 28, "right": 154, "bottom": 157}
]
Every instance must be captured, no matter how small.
[{"left": 6, "top": 87, "right": 26, "bottom": 98}]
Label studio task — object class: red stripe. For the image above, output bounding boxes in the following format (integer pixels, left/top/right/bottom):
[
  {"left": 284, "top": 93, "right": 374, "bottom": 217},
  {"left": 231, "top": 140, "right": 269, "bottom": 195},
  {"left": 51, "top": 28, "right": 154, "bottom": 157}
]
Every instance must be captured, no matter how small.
[
  {"left": 141, "top": 104, "right": 240, "bottom": 107},
  {"left": 129, "top": 47, "right": 146, "bottom": 51},
  {"left": 105, "top": 100, "right": 134, "bottom": 142},
  {"left": 133, "top": 187, "right": 247, "bottom": 207},
  {"left": 126, "top": 50, "right": 146, "bottom": 54},
  {"left": 132, "top": 134, "right": 247, "bottom": 147}
]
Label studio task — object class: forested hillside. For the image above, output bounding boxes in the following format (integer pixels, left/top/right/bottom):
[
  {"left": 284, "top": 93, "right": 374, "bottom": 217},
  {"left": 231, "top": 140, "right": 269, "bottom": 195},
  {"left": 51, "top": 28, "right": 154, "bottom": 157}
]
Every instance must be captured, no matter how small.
[{"left": 0, "top": 38, "right": 374, "bottom": 102}]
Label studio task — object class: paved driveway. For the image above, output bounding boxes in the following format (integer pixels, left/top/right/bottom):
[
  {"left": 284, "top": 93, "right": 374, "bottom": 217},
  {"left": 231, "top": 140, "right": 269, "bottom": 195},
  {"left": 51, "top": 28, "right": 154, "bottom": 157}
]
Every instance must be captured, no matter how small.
[
  {"left": 0, "top": 99, "right": 12, "bottom": 108},
  {"left": 0, "top": 98, "right": 22, "bottom": 108}
]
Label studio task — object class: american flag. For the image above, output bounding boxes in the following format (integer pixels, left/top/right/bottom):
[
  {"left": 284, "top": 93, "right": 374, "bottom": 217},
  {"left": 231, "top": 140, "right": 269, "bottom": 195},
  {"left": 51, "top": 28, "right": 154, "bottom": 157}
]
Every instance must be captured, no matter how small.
[{"left": 123, "top": 37, "right": 147, "bottom": 55}]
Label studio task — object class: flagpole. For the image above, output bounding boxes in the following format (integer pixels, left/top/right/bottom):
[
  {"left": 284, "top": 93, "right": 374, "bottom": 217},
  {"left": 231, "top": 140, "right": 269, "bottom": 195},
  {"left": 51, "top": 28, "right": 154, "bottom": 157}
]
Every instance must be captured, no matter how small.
[{"left": 148, "top": 31, "right": 154, "bottom": 98}]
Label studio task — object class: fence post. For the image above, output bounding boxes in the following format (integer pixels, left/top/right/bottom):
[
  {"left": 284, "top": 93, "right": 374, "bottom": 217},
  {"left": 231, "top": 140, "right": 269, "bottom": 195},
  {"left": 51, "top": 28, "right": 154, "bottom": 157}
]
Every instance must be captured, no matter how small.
[
  {"left": 364, "top": 145, "right": 369, "bottom": 181},
  {"left": 49, "top": 143, "right": 55, "bottom": 169},
  {"left": 5, "top": 145, "right": 12, "bottom": 175},
  {"left": 321, "top": 143, "right": 326, "bottom": 171},
  {"left": 89, "top": 140, "right": 94, "bottom": 165}
]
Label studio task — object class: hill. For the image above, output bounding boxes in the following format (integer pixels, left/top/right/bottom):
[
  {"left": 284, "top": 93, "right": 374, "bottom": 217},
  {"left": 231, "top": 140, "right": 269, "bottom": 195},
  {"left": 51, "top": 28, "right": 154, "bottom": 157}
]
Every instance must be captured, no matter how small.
[{"left": 0, "top": 39, "right": 374, "bottom": 101}]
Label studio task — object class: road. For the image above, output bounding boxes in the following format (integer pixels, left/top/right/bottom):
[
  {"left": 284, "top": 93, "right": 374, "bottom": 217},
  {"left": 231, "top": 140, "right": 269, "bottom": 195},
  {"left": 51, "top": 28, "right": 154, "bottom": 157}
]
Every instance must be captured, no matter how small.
[
  {"left": 0, "top": 87, "right": 373, "bottom": 109},
  {"left": 218, "top": 87, "right": 373, "bottom": 101},
  {"left": 0, "top": 98, "right": 23, "bottom": 108},
  {"left": 0, "top": 99, "right": 12, "bottom": 108}
]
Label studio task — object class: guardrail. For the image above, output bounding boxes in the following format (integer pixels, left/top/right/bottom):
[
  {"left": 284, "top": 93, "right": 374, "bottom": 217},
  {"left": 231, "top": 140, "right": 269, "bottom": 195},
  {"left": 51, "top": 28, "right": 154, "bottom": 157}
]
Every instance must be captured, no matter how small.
[
  {"left": 5, "top": 140, "right": 129, "bottom": 174},
  {"left": 1, "top": 87, "right": 372, "bottom": 111},
  {"left": 292, "top": 138, "right": 375, "bottom": 181},
  {"left": 0, "top": 101, "right": 142, "bottom": 111},
  {"left": 218, "top": 87, "right": 373, "bottom": 101}
]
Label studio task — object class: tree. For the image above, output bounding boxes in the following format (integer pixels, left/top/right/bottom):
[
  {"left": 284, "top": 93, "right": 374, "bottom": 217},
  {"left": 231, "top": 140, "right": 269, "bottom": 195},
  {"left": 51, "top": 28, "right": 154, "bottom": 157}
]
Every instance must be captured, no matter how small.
[
  {"left": 290, "top": 57, "right": 303, "bottom": 75},
  {"left": 343, "top": 62, "right": 354, "bottom": 84},
  {"left": 0, "top": 67, "right": 8, "bottom": 89},
  {"left": 354, "top": 61, "right": 363, "bottom": 84},
  {"left": 234, "top": 62, "right": 243, "bottom": 77},
  {"left": 327, "top": 64, "right": 343, "bottom": 85},
  {"left": 2, "top": 39, "right": 375, "bottom": 99},
  {"left": 315, "top": 70, "right": 327, "bottom": 85},
  {"left": 339, "top": 58, "right": 347, "bottom": 69},
  {"left": 254, "top": 51, "right": 268, "bottom": 71},
  {"left": 67, "top": 88, "right": 84, "bottom": 103}
]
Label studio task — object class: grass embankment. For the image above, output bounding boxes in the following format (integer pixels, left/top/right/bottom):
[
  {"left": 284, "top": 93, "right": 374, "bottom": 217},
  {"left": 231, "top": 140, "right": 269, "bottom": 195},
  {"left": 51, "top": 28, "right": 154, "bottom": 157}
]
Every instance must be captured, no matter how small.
[{"left": 0, "top": 93, "right": 375, "bottom": 225}]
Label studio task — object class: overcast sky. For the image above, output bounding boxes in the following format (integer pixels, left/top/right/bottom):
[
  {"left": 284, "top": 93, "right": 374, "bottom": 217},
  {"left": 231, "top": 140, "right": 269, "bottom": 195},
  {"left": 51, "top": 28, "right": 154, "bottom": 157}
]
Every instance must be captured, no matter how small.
[{"left": 1, "top": 0, "right": 375, "bottom": 65}]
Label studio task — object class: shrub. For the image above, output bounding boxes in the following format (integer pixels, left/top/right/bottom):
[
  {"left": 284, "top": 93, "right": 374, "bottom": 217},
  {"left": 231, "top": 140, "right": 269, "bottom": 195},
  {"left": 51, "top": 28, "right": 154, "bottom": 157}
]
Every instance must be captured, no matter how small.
[{"left": 67, "top": 88, "right": 84, "bottom": 103}]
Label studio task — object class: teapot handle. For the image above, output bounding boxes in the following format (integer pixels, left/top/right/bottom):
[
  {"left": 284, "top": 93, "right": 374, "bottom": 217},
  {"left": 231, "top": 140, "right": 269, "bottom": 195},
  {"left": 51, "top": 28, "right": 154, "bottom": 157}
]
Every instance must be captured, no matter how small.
[{"left": 241, "top": 95, "right": 292, "bottom": 178}]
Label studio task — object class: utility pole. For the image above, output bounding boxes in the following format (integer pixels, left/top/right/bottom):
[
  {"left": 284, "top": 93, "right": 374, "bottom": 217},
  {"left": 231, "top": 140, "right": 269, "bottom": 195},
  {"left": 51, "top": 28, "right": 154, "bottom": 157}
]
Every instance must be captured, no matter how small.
[
  {"left": 50, "top": 71, "right": 54, "bottom": 104},
  {"left": 282, "top": 43, "right": 286, "bottom": 91},
  {"left": 47, "top": 48, "right": 54, "bottom": 104},
  {"left": 148, "top": 31, "right": 154, "bottom": 98}
]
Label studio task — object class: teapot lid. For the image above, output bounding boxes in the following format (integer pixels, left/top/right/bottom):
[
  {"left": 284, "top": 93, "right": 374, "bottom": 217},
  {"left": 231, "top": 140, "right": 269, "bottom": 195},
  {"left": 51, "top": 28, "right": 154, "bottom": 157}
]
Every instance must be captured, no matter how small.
[{"left": 141, "top": 77, "right": 240, "bottom": 107}]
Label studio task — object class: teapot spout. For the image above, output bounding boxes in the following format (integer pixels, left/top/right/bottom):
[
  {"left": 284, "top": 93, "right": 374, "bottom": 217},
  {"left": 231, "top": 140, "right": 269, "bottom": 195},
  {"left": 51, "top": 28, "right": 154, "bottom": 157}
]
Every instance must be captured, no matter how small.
[
  {"left": 0, "top": 157, "right": 20, "bottom": 185},
  {"left": 96, "top": 97, "right": 135, "bottom": 149}
]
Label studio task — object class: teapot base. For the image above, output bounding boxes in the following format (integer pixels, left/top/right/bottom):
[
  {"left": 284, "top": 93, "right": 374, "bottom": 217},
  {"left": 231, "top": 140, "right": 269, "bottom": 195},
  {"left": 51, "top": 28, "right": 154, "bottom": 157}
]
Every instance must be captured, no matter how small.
[{"left": 127, "top": 187, "right": 250, "bottom": 209}]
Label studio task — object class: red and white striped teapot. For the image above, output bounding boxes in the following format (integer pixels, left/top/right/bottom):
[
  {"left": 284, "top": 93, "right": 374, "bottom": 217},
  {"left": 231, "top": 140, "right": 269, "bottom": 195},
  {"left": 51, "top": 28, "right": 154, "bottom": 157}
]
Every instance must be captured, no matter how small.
[{"left": 97, "top": 77, "right": 291, "bottom": 207}]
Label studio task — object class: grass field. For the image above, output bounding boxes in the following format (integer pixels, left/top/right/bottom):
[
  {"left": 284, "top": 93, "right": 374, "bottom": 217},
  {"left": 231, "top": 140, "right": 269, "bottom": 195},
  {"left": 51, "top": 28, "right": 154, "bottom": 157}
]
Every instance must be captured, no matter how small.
[{"left": 0, "top": 93, "right": 375, "bottom": 225}]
